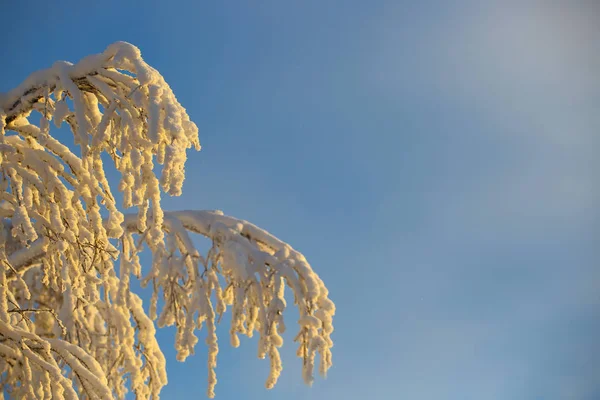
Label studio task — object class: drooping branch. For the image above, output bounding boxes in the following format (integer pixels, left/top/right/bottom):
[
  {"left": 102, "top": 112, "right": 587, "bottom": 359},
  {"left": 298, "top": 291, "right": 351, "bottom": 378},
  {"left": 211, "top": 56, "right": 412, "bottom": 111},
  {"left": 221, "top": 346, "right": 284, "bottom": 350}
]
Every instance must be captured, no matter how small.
[
  {"left": 4, "top": 209, "right": 335, "bottom": 397},
  {"left": 2, "top": 74, "right": 101, "bottom": 126}
]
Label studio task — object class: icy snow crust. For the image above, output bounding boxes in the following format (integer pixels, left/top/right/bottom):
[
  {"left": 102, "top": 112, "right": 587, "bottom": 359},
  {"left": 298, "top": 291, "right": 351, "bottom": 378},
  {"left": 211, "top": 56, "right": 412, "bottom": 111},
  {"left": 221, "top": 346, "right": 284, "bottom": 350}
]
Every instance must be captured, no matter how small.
[{"left": 0, "top": 42, "right": 334, "bottom": 399}]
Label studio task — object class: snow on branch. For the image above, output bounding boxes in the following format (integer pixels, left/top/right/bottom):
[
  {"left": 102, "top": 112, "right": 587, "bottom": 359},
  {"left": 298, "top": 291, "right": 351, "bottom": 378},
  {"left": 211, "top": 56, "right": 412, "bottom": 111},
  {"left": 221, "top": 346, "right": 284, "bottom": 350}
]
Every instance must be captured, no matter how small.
[{"left": 0, "top": 42, "right": 334, "bottom": 399}]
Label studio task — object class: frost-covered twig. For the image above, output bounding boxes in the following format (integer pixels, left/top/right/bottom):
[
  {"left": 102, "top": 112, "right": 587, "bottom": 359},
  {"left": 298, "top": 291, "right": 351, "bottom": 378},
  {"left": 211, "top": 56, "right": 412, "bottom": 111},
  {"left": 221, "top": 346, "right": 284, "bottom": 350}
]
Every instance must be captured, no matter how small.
[{"left": 122, "top": 210, "right": 335, "bottom": 393}]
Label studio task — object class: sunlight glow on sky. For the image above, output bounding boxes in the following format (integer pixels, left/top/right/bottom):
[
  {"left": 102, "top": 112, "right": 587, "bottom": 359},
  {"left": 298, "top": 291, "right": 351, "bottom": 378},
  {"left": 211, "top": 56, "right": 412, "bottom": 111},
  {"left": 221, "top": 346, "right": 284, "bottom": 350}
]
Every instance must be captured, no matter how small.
[{"left": 2, "top": 1, "right": 599, "bottom": 399}]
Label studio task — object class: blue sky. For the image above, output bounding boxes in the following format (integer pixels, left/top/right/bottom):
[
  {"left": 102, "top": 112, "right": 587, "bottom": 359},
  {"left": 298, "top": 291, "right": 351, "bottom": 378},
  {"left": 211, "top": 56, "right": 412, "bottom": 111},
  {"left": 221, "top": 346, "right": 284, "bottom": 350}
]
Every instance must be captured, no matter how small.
[{"left": 2, "top": 1, "right": 599, "bottom": 399}]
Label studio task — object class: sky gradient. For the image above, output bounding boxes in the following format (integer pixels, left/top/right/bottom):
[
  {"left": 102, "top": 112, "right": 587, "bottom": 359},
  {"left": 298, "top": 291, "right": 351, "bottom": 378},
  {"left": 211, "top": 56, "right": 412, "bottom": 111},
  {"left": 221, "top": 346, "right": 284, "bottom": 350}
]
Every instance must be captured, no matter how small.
[{"left": 2, "top": 1, "right": 599, "bottom": 399}]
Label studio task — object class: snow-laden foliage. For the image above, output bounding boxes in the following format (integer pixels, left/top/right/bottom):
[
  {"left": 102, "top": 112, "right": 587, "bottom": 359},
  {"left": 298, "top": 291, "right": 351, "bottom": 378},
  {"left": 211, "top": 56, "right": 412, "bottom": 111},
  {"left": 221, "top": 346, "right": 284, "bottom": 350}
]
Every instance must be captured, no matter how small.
[{"left": 0, "top": 42, "right": 335, "bottom": 399}]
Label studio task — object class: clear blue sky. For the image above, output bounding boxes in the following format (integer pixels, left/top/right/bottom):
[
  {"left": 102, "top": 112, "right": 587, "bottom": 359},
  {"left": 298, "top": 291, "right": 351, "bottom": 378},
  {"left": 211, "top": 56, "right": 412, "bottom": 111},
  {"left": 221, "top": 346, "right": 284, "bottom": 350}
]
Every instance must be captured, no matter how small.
[{"left": 2, "top": 1, "right": 599, "bottom": 399}]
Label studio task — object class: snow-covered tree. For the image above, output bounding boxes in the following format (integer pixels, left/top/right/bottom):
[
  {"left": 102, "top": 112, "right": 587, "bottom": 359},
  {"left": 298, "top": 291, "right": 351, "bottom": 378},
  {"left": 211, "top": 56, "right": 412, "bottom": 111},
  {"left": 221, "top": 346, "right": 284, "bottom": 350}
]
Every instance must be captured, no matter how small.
[{"left": 0, "top": 42, "right": 335, "bottom": 399}]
